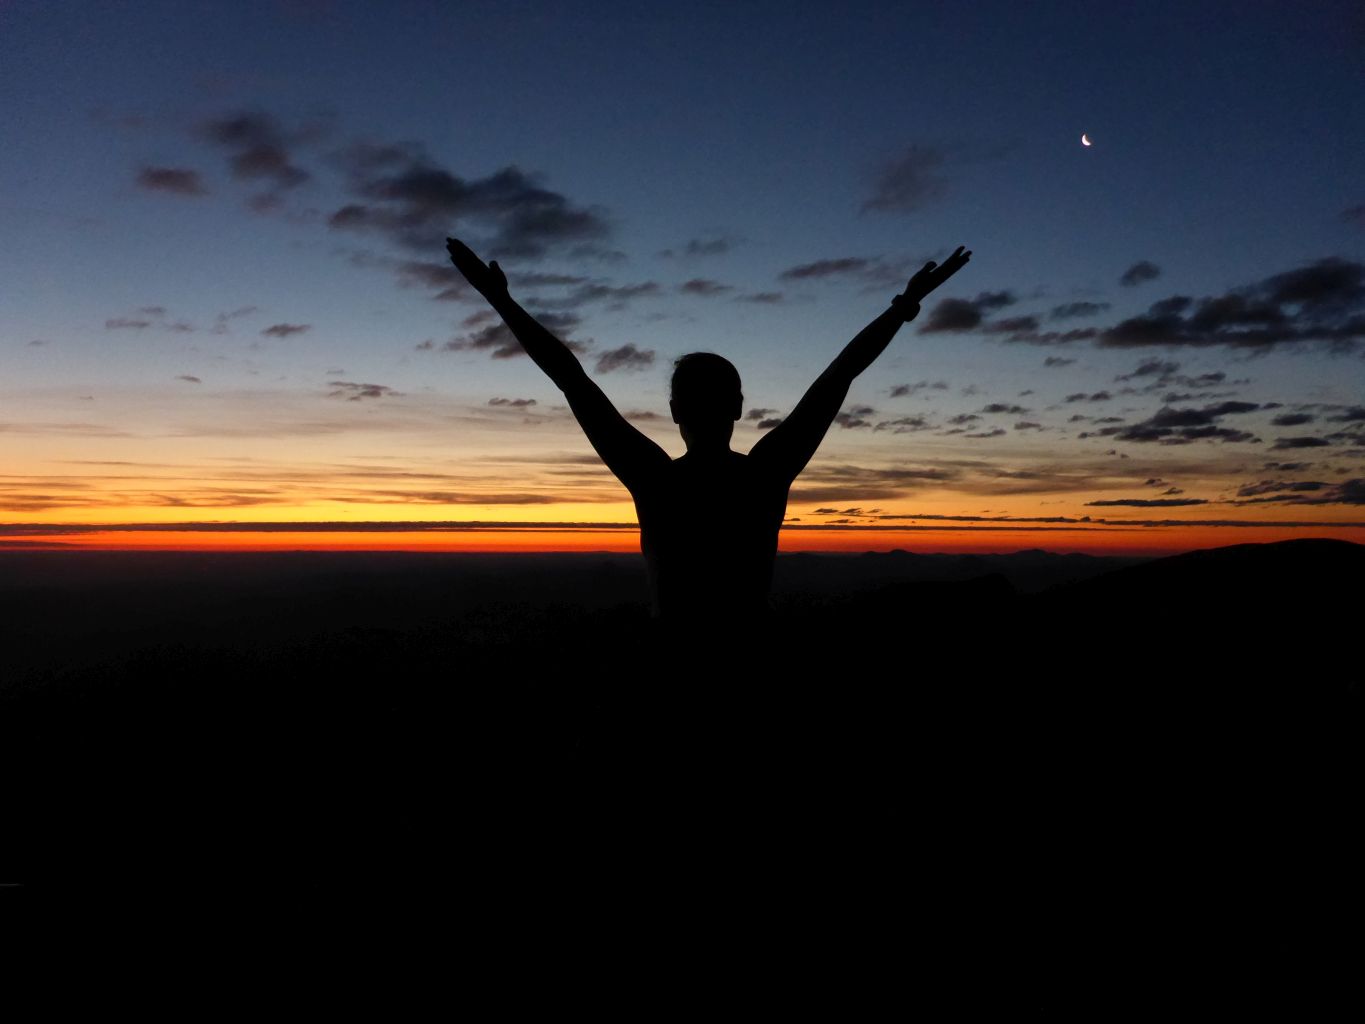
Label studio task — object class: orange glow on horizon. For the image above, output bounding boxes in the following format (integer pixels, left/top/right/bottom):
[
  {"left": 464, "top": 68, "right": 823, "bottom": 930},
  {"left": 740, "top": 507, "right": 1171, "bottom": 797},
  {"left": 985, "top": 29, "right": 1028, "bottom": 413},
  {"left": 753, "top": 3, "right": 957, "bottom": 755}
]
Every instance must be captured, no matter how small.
[{"left": 9, "top": 522, "right": 1363, "bottom": 558}]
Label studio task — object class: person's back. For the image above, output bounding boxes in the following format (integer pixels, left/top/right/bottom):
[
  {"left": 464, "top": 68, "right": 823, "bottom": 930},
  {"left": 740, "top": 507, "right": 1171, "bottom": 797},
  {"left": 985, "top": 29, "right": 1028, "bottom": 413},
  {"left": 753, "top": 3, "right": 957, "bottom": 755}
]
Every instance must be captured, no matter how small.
[
  {"left": 633, "top": 448, "right": 788, "bottom": 623},
  {"left": 444, "top": 236, "right": 970, "bottom": 623}
]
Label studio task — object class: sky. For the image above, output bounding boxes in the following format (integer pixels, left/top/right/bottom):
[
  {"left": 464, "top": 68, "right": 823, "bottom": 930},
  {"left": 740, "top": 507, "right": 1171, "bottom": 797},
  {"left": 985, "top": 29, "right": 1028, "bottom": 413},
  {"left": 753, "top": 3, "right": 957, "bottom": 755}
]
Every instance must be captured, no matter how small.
[{"left": 3, "top": 0, "right": 1364, "bottom": 555}]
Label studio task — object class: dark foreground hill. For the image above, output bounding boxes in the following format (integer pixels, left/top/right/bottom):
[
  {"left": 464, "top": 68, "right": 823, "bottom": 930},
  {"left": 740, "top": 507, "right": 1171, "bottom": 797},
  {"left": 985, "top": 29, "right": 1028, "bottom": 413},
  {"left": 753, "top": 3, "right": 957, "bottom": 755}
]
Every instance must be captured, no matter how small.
[{"left": 2, "top": 541, "right": 1360, "bottom": 999}]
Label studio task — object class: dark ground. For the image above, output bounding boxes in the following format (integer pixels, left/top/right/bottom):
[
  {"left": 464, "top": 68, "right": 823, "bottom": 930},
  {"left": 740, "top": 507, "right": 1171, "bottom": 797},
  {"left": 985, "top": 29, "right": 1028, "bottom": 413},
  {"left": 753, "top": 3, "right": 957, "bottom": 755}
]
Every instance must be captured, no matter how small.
[{"left": 3, "top": 541, "right": 1360, "bottom": 1002}]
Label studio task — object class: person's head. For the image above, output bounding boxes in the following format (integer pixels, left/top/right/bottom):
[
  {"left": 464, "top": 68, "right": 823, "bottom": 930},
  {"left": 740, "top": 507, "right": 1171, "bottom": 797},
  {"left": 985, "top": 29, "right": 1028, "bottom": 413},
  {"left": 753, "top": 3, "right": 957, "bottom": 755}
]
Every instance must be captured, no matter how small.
[{"left": 670, "top": 352, "right": 742, "bottom": 449}]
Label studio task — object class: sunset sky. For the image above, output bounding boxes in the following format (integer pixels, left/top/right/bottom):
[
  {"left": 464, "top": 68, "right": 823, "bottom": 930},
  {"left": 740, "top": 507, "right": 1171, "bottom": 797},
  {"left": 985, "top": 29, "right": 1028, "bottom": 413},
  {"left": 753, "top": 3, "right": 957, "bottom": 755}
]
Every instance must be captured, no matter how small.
[{"left": 4, "top": 0, "right": 1364, "bottom": 554}]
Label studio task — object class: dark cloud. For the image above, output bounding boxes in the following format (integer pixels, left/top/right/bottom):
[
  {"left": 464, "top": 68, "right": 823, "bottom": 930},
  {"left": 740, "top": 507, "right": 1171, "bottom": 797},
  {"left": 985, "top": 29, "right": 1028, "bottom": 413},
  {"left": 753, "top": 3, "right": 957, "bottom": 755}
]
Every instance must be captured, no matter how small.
[
  {"left": 862, "top": 145, "right": 949, "bottom": 213},
  {"left": 836, "top": 405, "right": 876, "bottom": 429},
  {"left": 1271, "top": 412, "right": 1316, "bottom": 427},
  {"left": 918, "top": 291, "right": 1016, "bottom": 333},
  {"left": 1014, "top": 421, "right": 1044, "bottom": 430},
  {"left": 1085, "top": 498, "right": 1208, "bottom": 507},
  {"left": 736, "top": 291, "right": 785, "bottom": 304},
  {"left": 1096, "top": 257, "right": 1365, "bottom": 352},
  {"left": 202, "top": 111, "right": 310, "bottom": 189},
  {"left": 594, "top": 343, "right": 654, "bottom": 374},
  {"left": 136, "top": 166, "right": 208, "bottom": 196},
  {"left": 873, "top": 415, "right": 933, "bottom": 433},
  {"left": 777, "top": 257, "right": 871, "bottom": 281},
  {"left": 1236, "top": 479, "right": 1328, "bottom": 497},
  {"left": 756, "top": 417, "right": 784, "bottom": 429},
  {"left": 678, "top": 278, "right": 733, "bottom": 296},
  {"left": 488, "top": 397, "right": 537, "bottom": 407},
  {"left": 328, "top": 380, "right": 399, "bottom": 400},
  {"left": 442, "top": 311, "right": 587, "bottom": 360},
  {"left": 946, "top": 413, "right": 980, "bottom": 425},
  {"left": 105, "top": 317, "right": 152, "bottom": 330},
  {"left": 1326, "top": 406, "right": 1365, "bottom": 422},
  {"left": 1232, "top": 478, "right": 1364, "bottom": 505},
  {"left": 329, "top": 141, "right": 608, "bottom": 257},
  {"left": 983, "top": 315, "right": 1041, "bottom": 335},
  {"left": 1116, "top": 359, "right": 1180, "bottom": 381},
  {"left": 746, "top": 408, "right": 778, "bottom": 421},
  {"left": 1119, "top": 260, "right": 1162, "bottom": 287},
  {"left": 1272, "top": 436, "right": 1333, "bottom": 449},
  {"left": 1263, "top": 461, "right": 1311, "bottom": 472},
  {"left": 1064, "top": 391, "right": 1112, "bottom": 403},
  {"left": 1080, "top": 401, "right": 1262, "bottom": 445},
  {"left": 1050, "top": 301, "right": 1110, "bottom": 320},
  {"left": 981, "top": 403, "right": 1029, "bottom": 415},
  {"left": 624, "top": 410, "right": 660, "bottom": 421},
  {"left": 261, "top": 323, "right": 311, "bottom": 337},
  {"left": 1043, "top": 356, "right": 1075, "bottom": 368},
  {"left": 890, "top": 380, "right": 949, "bottom": 398},
  {"left": 175, "top": 375, "right": 202, "bottom": 384},
  {"left": 964, "top": 427, "right": 1007, "bottom": 439}
]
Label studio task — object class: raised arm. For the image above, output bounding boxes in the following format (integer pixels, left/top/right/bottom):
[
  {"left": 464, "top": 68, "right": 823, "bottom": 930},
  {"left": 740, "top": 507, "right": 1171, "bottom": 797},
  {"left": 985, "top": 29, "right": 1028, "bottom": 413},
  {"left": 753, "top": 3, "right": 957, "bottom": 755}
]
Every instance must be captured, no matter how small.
[
  {"left": 751, "top": 246, "right": 971, "bottom": 481},
  {"left": 446, "top": 238, "right": 668, "bottom": 488}
]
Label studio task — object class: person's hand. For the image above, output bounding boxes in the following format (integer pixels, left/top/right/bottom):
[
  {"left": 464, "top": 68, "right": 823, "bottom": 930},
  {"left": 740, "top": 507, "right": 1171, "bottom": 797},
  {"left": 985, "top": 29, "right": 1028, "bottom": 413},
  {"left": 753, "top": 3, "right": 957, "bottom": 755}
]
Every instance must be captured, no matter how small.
[
  {"left": 901, "top": 245, "right": 972, "bottom": 304},
  {"left": 446, "top": 237, "right": 509, "bottom": 301}
]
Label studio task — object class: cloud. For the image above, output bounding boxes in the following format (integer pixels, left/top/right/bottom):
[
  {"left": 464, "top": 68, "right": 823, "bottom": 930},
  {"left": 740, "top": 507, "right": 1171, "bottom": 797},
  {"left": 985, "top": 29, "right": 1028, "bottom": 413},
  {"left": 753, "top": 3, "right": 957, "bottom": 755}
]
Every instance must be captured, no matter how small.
[
  {"left": 756, "top": 417, "right": 784, "bottom": 429},
  {"left": 136, "top": 166, "right": 208, "bottom": 196},
  {"left": 1084, "top": 497, "right": 1209, "bottom": 507},
  {"left": 890, "top": 380, "right": 949, "bottom": 398},
  {"left": 213, "top": 306, "right": 258, "bottom": 333},
  {"left": 488, "top": 397, "right": 537, "bottom": 408},
  {"left": 918, "top": 291, "right": 1016, "bottom": 333},
  {"left": 736, "top": 291, "right": 785, "bottom": 304},
  {"left": 1341, "top": 205, "right": 1365, "bottom": 229},
  {"left": 1064, "top": 391, "right": 1112, "bottom": 403},
  {"left": 1271, "top": 412, "right": 1316, "bottom": 427},
  {"left": 862, "top": 145, "right": 949, "bottom": 213},
  {"left": 176, "top": 375, "right": 202, "bottom": 384},
  {"left": 105, "top": 317, "right": 153, "bottom": 330},
  {"left": 202, "top": 110, "right": 311, "bottom": 189},
  {"left": 261, "top": 323, "right": 311, "bottom": 337},
  {"left": 965, "top": 428, "right": 1007, "bottom": 438},
  {"left": 1051, "top": 301, "right": 1110, "bottom": 320},
  {"left": 981, "top": 403, "right": 1029, "bottom": 415},
  {"left": 1043, "top": 356, "right": 1075, "bottom": 368},
  {"left": 873, "top": 416, "right": 933, "bottom": 433},
  {"left": 778, "top": 257, "right": 872, "bottom": 281},
  {"left": 1116, "top": 359, "right": 1180, "bottom": 381},
  {"left": 1096, "top": 257, "right": 1365, "bottom": 352},
  {"left": 327, "top": 380, "right": 400, "bottom": 400},
  {"left": 594, "top": 343, "right": 654, "bottom": 374},
  {"left": 1271, "top": 436, "right": 1332, "bottom": 449},
  {"left": 746, "top": 408, "right": 778, "bottom": 421},
  {"left": 1236, "top": 479, "right": 1328, "bottom": 497},
  {"left": 329, "top": 140, "right": 609, "bottom": 257},
  {"left": 1119, "top": 260, "right": 1162, "bottom": 286},
  {"left": 1233, "top": 478, "right": 1365, "bottom": 505},
  {"left": 441, "top": 311, "right": 587, "bottom": 360},
  {"left": 1079, "top": 401, "right": 1262, "bottom": 445},
  {"left": 1014, "top": 421, "right": 1045, "bottom": 431},
  {"left": 678, "top": 278, "right": 733, "bottom": 296}
]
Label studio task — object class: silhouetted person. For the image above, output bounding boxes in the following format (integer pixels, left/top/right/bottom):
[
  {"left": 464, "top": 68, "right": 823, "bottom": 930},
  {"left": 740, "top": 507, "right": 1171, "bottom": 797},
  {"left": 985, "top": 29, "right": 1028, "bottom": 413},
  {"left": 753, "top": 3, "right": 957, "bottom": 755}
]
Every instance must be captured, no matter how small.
[{"left": 446, "top": 237, "right": 971, "bottom": 631}]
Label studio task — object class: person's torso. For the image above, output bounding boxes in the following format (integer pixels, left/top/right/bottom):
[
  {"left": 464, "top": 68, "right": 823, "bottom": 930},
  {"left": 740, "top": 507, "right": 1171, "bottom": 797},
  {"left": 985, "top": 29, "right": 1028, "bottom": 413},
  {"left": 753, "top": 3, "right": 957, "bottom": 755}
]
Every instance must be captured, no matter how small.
[{"left": 630, "top": 451, "right": 789, "bottom": 622}]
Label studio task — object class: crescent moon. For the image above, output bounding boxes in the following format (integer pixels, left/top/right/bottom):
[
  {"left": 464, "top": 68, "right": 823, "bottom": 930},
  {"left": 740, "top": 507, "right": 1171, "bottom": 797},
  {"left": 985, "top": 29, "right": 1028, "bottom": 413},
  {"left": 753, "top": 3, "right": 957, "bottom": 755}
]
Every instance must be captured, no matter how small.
[{"left": 1081, "top": 133, "right": 1092, "bottom": 147}]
